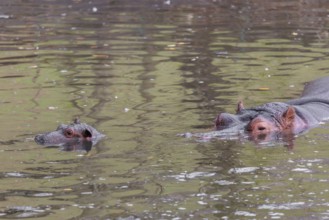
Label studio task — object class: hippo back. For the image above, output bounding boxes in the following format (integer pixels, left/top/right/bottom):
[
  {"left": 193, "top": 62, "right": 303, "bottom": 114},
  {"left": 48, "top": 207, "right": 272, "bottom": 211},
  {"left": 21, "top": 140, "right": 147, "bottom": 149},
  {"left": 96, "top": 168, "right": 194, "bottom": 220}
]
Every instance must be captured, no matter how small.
[
  {"left": 286, "top": 76, "right": 329, "bottom": 123},
  {"left": 300, "top": 76, "right": 329, "bottom": 99}
]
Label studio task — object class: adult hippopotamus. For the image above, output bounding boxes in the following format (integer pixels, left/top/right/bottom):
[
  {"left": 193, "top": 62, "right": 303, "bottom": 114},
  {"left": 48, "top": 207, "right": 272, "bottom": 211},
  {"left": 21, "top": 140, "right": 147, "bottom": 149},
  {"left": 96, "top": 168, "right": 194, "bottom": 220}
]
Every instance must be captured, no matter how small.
[
  {"left": 217, "top": 76, "right": 329, "bottom": 142},
  {"left": 34, "top": 119, "right": 104, "bottom": 151},
  {"left": 185, "top": 76, "right": 329, "bottom": 145}
]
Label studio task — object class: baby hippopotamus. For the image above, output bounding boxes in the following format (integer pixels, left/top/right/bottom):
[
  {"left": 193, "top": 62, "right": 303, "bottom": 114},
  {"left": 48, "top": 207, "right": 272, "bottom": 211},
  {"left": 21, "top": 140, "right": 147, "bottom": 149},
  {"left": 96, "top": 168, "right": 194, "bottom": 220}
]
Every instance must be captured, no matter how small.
[
  {"left": 213, "top": 76, "right": 329, "bottom": 143},
  {"left": 35, "top": 119, "right": 104, "bottom": 151}
]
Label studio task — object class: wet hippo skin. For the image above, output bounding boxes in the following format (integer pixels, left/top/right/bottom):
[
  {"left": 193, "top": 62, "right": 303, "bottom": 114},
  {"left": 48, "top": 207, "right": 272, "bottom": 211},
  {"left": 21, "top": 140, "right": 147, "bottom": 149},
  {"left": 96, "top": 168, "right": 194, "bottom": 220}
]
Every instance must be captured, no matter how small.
[
  {"left": 213, "top": 76, "right": 329, "bottom": 143},
  {"left": 35, "top": 119, "right": 104, "bottom": 151}
]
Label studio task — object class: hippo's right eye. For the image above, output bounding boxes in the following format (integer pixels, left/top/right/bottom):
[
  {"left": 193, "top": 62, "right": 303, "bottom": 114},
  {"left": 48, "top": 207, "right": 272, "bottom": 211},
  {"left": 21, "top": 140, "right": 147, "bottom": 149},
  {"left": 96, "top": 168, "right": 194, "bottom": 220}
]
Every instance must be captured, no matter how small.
[{"left": 64, "top": 128, "right": 74, "bottom": 138}]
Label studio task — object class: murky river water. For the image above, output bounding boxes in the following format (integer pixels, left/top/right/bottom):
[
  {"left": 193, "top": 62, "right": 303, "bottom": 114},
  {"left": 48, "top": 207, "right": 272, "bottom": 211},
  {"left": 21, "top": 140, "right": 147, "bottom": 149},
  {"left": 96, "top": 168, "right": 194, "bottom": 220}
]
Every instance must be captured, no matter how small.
[{"left": 1, "top": 0, "right": 329, "bottom": 219}]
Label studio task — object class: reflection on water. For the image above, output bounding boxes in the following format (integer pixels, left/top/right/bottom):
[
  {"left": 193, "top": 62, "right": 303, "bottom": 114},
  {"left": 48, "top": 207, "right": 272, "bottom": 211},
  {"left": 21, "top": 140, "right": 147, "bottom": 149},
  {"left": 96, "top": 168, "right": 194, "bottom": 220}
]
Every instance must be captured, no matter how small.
[{"left": 0, "top": 0, "right": 329, "bottom": 219}]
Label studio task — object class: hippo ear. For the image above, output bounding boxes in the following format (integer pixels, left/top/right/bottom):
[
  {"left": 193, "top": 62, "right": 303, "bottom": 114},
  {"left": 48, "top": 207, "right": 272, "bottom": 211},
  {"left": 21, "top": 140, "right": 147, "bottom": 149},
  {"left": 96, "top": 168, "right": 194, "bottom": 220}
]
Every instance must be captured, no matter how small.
[
  {"left": 74, "top": 118, "right": 81, "bottom": 124},
  {"left": 214, "top": 114, "right": 221, "bottom": 129},
  {"left": 282, "top": 106, "right": 295, "bottom": 129},
  {"left": 236, "top": 101, "right": 245, "bottom": 113},
  {"left": 82, "top": 129, "right": 92, "bottom": 138}
]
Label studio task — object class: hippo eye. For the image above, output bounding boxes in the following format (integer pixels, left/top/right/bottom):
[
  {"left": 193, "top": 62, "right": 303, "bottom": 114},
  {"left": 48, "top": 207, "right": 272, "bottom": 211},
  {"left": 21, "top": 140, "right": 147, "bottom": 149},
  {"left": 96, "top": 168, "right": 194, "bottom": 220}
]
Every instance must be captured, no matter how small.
[
  {"left": 215, "top": 117, "right": 226, "bottom": 127},
  {"left": 64, "top": 128, "right": 74, "bottom": 138}
]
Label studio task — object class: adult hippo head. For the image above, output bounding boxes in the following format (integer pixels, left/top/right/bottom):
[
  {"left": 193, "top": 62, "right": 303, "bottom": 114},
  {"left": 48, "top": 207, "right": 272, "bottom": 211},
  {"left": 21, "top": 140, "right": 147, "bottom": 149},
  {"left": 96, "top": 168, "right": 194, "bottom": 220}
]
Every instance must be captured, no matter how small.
[{"left": 214, "top": 101, "right": 302, "bottom": 143}]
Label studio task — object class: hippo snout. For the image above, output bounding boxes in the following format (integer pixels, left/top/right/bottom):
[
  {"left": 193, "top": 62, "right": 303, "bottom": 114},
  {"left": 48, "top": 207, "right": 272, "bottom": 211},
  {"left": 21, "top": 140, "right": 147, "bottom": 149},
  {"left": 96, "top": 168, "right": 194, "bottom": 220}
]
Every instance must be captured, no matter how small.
[{"left": 34, "top": 134, "right": 46, "bottom": 145}]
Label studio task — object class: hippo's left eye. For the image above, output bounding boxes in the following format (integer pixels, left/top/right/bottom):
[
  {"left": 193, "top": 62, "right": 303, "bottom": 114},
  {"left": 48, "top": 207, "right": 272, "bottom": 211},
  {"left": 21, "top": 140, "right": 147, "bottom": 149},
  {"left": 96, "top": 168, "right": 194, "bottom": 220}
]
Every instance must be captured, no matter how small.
[{"left": 64, "top": 128, "right": 74, "bottom": 138}]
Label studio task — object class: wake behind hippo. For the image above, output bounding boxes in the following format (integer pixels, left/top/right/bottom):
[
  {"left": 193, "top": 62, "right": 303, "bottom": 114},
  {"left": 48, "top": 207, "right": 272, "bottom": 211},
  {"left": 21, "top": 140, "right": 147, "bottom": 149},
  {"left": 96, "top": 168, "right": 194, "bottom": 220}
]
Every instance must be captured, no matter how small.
[
  {"left": 35, "top": 119, "right": 104, "bottom": 151},
  {"left": 184, "top": 76, "right": 329, "bottom": 145}
]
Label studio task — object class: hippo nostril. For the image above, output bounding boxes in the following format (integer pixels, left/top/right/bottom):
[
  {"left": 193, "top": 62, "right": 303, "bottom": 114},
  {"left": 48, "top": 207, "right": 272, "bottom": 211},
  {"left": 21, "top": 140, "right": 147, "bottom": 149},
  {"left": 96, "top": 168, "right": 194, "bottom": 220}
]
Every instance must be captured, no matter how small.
[{"left": 258, "top": 126, "right": 266, "bottom": 131}]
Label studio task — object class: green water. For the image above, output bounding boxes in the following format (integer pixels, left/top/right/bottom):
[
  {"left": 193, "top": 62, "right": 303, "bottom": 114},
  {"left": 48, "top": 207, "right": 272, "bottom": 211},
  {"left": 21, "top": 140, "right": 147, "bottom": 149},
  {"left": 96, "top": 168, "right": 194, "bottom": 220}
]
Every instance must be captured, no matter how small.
[{"left": 0, "top": 0, "right": 329, "bottom": 219}]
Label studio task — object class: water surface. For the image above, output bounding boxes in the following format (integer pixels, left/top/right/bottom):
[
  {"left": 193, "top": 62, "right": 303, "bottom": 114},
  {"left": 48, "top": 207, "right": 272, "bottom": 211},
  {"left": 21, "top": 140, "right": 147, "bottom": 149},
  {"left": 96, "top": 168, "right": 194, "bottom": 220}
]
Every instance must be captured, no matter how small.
[{"left": 0, "top": 0, "right": 329, "bottom": 219}]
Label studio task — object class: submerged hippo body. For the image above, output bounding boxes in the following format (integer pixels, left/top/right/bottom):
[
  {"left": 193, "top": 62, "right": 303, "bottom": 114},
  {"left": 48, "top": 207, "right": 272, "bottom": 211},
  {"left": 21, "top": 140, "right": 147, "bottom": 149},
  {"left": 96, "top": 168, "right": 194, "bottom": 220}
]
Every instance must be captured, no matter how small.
[
  {"left": 188, "top": 76, "right": 329, "bottom": 145},
  {"left": 218, "top": 76, "right": 329, "bottom": 142},
  {"left": 35, "top": 119, "right": 104, "bottom": 151}
]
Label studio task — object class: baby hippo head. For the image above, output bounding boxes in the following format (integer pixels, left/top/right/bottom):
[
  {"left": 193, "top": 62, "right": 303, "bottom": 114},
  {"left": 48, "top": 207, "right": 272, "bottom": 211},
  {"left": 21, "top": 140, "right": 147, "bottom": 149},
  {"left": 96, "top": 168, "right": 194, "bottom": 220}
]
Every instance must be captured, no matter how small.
[{"left": 34, "top": 119, "right": 104, "bottom": 147}]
